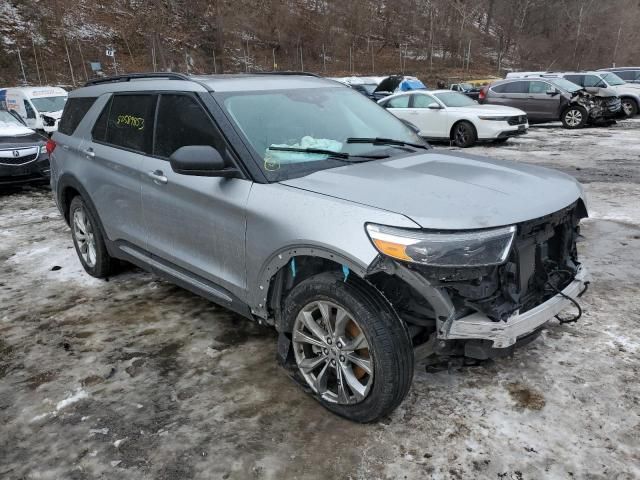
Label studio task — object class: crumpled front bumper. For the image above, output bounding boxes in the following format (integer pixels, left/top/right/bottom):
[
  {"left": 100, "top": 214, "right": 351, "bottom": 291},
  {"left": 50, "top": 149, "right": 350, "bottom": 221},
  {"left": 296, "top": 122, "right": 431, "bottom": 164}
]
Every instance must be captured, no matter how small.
[{"left": 442, "top": 266, "right": 588, "bottom": 348}]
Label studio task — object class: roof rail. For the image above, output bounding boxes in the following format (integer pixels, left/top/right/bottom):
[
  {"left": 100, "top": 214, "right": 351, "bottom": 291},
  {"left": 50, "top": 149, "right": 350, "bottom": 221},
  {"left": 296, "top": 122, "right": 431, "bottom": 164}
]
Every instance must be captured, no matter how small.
[
  {"left": 84, "top": 72, "right": 191, "bottom": 87},
  {"left": 246, "top": 71, "right": 321, "bottom": 77}
]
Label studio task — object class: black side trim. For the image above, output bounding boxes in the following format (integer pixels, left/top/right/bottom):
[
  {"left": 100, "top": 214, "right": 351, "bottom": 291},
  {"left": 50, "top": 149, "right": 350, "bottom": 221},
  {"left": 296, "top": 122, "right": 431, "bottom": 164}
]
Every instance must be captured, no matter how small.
[{"left": 110, "top": 240, "right": 253, "bottom": 320}]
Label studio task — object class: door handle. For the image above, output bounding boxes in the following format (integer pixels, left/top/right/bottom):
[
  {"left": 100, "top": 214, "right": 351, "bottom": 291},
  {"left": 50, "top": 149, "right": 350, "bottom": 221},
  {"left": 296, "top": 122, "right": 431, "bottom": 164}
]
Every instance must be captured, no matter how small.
[
  {"left": 84, "top": 147, "right": 95, "bottom": 158},
  {"left": 147, "top": 170, "right": 168, "bottom": 185}
]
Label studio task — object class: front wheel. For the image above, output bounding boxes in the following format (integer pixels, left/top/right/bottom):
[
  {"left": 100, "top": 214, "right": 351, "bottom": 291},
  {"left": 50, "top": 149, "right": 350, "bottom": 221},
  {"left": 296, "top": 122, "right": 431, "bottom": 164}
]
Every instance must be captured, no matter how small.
[
  {"left": 452, "top": 121, "right": 477, "bottom": 148},
  {"left": 561, "top": 105, "right": 588, "bottom": 129},
  {"left": 283, "top": 272, "right": 414, "bottom": 422},
  {"left": 621, "top": 98, "right": 638, "bottom": 117}
]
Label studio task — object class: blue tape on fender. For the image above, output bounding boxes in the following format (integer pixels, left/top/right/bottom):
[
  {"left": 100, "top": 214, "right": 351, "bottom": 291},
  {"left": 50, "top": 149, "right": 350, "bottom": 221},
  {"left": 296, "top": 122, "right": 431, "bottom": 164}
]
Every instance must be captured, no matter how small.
[
  {"left": 291, "top": 258, "right": 297, "bottom": 278},
  {"left": 342, "top": 265, "right": 349, "bottom": 282}
]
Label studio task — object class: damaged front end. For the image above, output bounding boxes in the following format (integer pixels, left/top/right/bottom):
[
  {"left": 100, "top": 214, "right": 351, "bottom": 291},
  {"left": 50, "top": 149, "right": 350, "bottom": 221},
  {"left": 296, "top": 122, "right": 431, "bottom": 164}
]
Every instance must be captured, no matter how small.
[
  {"left": 573, "top": 89, "right": 622, "bottom": 123},
  {"left": 367, "top": 201, "right": 589, "bottom": 360}
]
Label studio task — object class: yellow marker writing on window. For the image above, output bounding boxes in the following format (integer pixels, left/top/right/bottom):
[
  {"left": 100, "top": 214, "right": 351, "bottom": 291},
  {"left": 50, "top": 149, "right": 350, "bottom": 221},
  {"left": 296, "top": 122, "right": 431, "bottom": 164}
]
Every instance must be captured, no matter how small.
[{"left": 116, "top": 115, "right": 145, "bottom": 131}]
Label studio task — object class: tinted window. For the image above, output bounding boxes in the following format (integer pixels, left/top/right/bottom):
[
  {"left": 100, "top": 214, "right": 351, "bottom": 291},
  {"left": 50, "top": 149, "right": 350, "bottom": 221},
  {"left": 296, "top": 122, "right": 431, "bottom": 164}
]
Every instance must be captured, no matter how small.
[
  {"left": 387, "top": 95, "right": 410, "bottom": 108},
  {"left": 564, "top": 75, "right": 584, "bottom": 86},
  {"left": 413, "top": 94, "right": 438, "bottom": 108},
  {"left": 584, "top": 75, "right": 605, "bottom": 88},
  {"left": 495, "top": 81, "right": 527, "bottom": 94},
  {"left": 529, "top": 81, "right": 549, "bottom": 94},
  {"left": 615, "top": 71, "right": 635, "bottom": 81},
  {"left": 154, "top": 94, "right": 222, "bottom": 158},
  {"left": 93, "top": 95, "right": 155, "bottom": 153},
  {"left": 59, "top": 97, "right": 97, "bottom": 135}
]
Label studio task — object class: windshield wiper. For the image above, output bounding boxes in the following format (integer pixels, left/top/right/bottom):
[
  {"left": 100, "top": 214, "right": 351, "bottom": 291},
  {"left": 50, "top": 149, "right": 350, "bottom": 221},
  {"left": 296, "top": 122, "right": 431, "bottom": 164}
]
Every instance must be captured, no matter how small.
[
  {"left": 346, "top": 137, "right": 430, "bottom": 151},
  {"left": 266, "top": 146, "right": 388, "bottom": 162}
]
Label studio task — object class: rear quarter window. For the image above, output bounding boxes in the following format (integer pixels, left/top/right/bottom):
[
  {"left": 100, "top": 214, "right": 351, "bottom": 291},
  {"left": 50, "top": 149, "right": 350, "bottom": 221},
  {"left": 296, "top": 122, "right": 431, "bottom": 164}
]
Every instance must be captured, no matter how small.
[{"left": 58, "top": 97, "right": 97, "bottom": 135}]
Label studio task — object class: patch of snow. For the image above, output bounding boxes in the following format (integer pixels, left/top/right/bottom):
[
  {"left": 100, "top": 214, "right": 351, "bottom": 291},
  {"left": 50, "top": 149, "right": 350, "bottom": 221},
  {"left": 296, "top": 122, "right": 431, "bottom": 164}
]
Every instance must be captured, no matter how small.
[{"left": 56, "top": 389, "right": 88, "bottom": 411}]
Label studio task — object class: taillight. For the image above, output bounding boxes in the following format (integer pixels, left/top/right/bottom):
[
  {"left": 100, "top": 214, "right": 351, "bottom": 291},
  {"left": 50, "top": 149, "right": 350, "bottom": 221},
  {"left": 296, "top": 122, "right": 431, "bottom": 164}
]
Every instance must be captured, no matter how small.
[
  {"left": 478, "top": 86, "right": 488, "bottom": 102},
  {"left": 45, "top": 139, "right": 57, "bottom": 155}
]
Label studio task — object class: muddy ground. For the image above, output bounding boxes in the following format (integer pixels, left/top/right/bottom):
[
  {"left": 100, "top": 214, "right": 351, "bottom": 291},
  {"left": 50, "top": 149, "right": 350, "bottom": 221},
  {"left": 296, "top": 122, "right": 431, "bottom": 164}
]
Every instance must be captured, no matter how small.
[{"left": 1, "top": 119, "right": 639, "bottom": 480}]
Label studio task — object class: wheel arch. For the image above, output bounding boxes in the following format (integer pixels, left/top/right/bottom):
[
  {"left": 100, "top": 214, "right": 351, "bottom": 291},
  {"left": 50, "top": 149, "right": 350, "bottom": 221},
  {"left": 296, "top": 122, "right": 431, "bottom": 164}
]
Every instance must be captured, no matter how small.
[
  {"left": 449, "top": 118, "right": 477, "bottom": 140},
  {"left": 254, "top": 245, "right": 373, "bottom": 330}
]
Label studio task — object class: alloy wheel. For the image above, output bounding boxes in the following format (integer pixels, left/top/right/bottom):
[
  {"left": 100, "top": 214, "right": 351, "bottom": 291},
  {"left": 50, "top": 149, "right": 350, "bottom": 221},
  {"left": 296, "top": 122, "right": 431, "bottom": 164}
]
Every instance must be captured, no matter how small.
[
  {"left": 622, "top": 100, "right": 634, "bottom": 116},
  {"left": 565, "top": 109, "right": 583, "bottom": 127},
  {"left": 73, "top": 207, "right": 97, "bottom": 268},
  {"left": 455, "top": 125, "right": 469, "bottom": 145},
  {"left": 292, "top": 300, "right": 373, "bottom": 404}
]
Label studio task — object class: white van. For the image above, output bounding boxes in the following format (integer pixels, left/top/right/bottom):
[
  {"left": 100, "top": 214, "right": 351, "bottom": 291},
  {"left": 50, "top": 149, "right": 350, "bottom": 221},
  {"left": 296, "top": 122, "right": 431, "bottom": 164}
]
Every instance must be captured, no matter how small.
[{"left": 0, "top": 87, "right": 68, "bottom": 134}]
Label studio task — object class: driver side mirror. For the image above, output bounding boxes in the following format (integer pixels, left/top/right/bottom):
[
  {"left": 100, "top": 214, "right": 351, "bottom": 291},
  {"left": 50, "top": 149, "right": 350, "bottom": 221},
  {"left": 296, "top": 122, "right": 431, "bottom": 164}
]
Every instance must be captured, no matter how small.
[
  {"left": 169, "top": 145, "right": 240, "bottom": 178},
  {"left": 546, "top": 87, "right": 559, "bottom": 96},
  {"left": 427, "top": 102, "right": 442, "bottom": 109}
]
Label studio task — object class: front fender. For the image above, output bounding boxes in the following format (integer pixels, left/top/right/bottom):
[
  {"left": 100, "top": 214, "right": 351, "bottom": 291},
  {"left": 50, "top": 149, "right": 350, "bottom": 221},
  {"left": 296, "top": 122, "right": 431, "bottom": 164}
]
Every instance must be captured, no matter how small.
[{"left": 245, "top": 182, "right": 419, "bottom": 317}]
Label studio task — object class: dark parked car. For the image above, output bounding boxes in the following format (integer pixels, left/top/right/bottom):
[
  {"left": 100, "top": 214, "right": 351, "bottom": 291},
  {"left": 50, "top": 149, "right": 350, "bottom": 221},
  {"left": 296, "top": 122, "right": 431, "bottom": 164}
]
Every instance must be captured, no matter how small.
[
  {"left": 449, "top": 83, "right": 481, "bottom": 101},
  {"left": 479, "top": 77, "right": 621, "bottom": 128},
  {"left": 372, "top": 75, "right": 427, "bottom": 101},
  {"left": 598, "top": 67, "right": 640, "bottom": 84},
  {"left": 0, "top": 109, "right": 50, "bottom": 186}
]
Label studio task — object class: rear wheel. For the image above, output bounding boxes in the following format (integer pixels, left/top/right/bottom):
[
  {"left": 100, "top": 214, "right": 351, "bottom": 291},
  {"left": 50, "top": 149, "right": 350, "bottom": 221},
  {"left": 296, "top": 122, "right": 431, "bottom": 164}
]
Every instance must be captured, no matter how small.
[
  {"left": 283, "top": 272, "right": 414, "bottom": 422},
  {"left": 452, "top": 121, "right": 477, "bottom": 147},
  {"left": 69, "top": 196, "right": 114, "bottom": 278},
  {"left": 621, "top": 98, "right": 638, "bottom": 117},
  {"left": 561, "top": 106, "right": 588, "bottom": 129}
]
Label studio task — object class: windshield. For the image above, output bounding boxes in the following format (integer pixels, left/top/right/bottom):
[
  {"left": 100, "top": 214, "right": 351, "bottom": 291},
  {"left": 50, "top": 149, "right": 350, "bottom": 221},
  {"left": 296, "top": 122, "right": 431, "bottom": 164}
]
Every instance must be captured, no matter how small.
[
  {"left": 0, "top": 110, "right": 25, "bottom": 127},
  {"left": 601, "top": 72, "right": 626, "bottom": 86},
  {"left": 433, "top": 92, "right": 477, "bottom": 107},
  {"left": 218, "top": 87, "right": 423, "bottom": 180},
  {"left": 459, "top": 83, "right": 473, "bottom": 90},
  {"left": 549, "top": 78, "right": 582, "bottom": 93},
  {"left": 359, "top": 84, "right": 377, "bottom": 94},
  {"left": 30, "top": 96, "right": 67, "bottom": 113}
]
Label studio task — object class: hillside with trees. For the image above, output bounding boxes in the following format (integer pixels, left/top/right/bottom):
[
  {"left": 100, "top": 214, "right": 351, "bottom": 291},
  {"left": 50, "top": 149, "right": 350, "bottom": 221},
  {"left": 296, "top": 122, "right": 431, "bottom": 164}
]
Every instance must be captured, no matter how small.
[{"left": 1, "top": 0, "right": 639, "bottom": 86}]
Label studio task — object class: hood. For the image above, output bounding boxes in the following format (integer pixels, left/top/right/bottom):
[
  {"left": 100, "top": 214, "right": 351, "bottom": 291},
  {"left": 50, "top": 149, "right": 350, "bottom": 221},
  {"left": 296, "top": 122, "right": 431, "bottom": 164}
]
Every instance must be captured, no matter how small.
[
  {"left": 609, "top": 84, "right": 640, "bottom": 94},
  {"left": 452, "top": 104, "right": 526, "bottom": 116},
  {"left": 40, "top": 110, "right": 63, "bottom": 119},
  {"left": 280, "top": 151, "right": 583, "bottom": 230},
  {"left": 0, "top": 123, "right": 38, "bottom": 138},
  {"left": 0, "top": 131, "right": 45, "bottom": 147}
]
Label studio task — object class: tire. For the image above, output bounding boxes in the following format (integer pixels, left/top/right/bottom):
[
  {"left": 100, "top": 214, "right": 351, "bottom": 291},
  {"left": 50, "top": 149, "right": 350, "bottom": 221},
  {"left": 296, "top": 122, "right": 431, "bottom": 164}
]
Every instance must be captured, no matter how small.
[
  {"left": 282, "top": 272, "right": 414, "bottom": 423},
  {"left": 621, "top": 98, "right": 638, "bottom": 117},
  {"left": 561, "top": 105, "right": 588, "bottom": 129},
  {"left": 451, "top": 121, "right": 477, "bottom": 148},
  {"left": 69, "top": 195, "right": 114, "bottom": 278}
]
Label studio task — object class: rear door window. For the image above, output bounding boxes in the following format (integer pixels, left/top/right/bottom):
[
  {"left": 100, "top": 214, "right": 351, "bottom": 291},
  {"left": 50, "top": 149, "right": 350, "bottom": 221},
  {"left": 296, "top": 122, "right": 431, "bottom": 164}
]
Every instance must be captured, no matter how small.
[
  {"left": 386, "top": 95, "right": 410, "bottom": 108},
  {"left": 92, "top": 94, "right": 156, "bottom": 153},
  {"left": 496, "top": 81, "right": 527, "bottom": 94},
  {"left": 153, "top": 94, "right": 225, "bottom": 158},
  {"left": 59, "top": 97, "right": 97, "bottom": 135},
  {"left": 564, "top": 75, "right": 584, "bottom": 86}
]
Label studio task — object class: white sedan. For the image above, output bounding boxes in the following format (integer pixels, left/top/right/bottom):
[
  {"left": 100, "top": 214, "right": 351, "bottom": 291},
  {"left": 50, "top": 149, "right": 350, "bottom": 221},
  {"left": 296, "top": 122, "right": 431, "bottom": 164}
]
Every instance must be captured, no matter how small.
[{"left": 378, "top": 90, "right": 529, "bottom": 147}]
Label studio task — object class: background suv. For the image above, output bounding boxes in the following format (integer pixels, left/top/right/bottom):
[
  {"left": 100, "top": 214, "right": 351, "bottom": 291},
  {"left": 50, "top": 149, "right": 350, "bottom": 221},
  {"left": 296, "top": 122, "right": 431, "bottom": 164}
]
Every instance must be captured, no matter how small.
[
  {"left": 480, "top": 77, "right": 620, "bottom": 128},
  {"left": 559, "top": 71, "right": 640, "bottom": 117},
  {"left": 50, "top": 73, "right": 589, "bottom": 422},
  {"left": 598, "top": 67, "right": 640, "bottom": 85}
]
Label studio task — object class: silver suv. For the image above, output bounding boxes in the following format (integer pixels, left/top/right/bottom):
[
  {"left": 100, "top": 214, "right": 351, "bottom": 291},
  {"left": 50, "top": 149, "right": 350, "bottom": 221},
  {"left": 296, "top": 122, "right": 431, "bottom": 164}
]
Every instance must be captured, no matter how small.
[{"left": 50, "top": 73, "right": 590, "bottom": 422}]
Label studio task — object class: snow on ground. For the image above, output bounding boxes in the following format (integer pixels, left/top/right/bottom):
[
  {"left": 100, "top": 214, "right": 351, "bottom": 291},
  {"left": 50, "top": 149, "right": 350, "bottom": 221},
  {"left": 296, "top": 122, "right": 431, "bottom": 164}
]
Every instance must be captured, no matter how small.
[{"left": 0, "top": 119, "right": 639, "bottom": 480}]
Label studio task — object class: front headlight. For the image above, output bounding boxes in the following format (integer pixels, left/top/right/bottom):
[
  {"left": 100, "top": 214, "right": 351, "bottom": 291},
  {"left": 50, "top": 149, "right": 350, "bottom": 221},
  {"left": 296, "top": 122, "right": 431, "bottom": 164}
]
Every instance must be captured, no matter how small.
[
  {"left": 40, "top": 145, "right": 47, "bottom": 154},
  {"left": 366, "top": 224, "right": 516, "bottom": 267}
]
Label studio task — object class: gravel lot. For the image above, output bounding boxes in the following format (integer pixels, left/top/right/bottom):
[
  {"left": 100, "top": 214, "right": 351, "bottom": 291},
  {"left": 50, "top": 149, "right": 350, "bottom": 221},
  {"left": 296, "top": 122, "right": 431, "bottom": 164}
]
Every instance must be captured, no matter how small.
[{"left": 1, "top": 119, "right": 639, "bottom": 480}]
